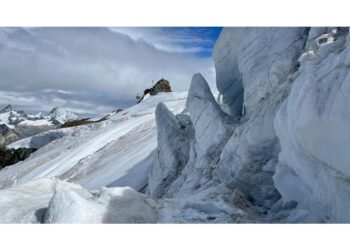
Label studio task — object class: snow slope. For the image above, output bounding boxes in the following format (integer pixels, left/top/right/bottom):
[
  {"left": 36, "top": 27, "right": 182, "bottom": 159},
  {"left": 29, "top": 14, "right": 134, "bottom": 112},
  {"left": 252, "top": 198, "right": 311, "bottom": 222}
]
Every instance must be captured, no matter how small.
[
  {"left": 1, "top": 27, "right": 350, "bottom": 224},
  {"left": 0, "top": 92, "right": 187, "bottom": 191}
]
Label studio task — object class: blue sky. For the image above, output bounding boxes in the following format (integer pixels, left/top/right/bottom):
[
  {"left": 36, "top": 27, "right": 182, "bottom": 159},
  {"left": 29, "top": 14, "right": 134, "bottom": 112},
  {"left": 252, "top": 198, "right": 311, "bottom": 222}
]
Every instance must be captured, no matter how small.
[
  {"left": 164, "top": 27, "right": 223, "bottom": 57},
  {"left": 166, "top": 27, "right": 222, "bottom": 57},
  {"left": 152, "top": 27, "right": 223, "bottom": 57},
  {"left": 0, "top": 27, "right": 222, "bottom": 114},
  {"left": 111, "top": 27, "right": 222, "bottom": 57}
]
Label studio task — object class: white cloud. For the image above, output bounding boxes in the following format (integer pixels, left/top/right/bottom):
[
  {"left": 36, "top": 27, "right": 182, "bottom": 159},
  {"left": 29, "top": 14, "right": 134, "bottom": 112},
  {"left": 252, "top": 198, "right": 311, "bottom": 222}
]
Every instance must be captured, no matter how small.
[
  {"left": 109, "top": 27, "right": 214, "bottom": 54},
  {"left": 0, "top": 27, "right": 216, "bottom": 114}
]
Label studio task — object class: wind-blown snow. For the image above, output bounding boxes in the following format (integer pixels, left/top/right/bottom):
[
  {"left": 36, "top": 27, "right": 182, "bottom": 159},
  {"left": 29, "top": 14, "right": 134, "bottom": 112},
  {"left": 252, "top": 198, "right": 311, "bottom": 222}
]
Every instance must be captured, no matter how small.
[
  {"left": 1, "top": 27, "right": 350, "bottom": 224},
  {"left": 0, "top": 92, "right": 187, "bottom": 191}
]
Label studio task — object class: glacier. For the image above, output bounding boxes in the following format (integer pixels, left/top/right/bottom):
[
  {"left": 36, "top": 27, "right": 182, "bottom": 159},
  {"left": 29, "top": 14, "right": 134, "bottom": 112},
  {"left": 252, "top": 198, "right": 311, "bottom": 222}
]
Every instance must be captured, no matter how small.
[
  {"left": 0, "top": 27, "right": 349, "bottom": 223},
  {"left": 0, "top": 92, "right": 188, "bottom": 191}
]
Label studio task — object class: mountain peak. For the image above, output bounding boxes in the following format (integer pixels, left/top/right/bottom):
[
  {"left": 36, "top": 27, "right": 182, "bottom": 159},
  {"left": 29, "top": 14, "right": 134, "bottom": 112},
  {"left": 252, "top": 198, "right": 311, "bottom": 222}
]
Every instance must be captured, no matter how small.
[
  {"left": 49, "top": 107, "right": 78, "bottom": 124},
  {"left": 0, "top": 105, "right": 13, "bottom": 113}
]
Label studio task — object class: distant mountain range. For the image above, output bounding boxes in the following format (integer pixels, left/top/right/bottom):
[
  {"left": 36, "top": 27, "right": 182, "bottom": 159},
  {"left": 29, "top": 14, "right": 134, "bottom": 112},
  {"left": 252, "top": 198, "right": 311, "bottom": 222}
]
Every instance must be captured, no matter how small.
[{"left": 0, "top": 105, "right": 79, "bottom": 145}]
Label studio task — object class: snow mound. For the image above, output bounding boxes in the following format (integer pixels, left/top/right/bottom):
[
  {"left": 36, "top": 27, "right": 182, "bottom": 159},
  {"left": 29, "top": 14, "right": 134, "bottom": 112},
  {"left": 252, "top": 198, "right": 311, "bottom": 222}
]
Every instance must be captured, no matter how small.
[
  {"left": 44, "top": 186, "right": 158, "bottom": 223},
  {"left": 0, "top": 178, "right": 157, "bottom": 224},
  {"left": 0, "top": 178, "right": 91, "bottom": 223}
]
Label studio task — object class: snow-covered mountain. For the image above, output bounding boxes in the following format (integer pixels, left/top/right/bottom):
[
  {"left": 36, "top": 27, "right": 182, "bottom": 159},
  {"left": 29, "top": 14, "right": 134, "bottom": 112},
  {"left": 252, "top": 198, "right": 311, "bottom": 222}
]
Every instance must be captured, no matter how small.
[
  {"left": 0, "top": 105, "right": 55, "bottom": 145},
  {"left": 48, "top": 107, "right": 78, "bottom": 124},
  {"left": 1, "top": 27, "right": 350, "bottom": 223},
  {"left": 0, "top": 105, "right": 79, "bottom": 145},
  {"left": 0, "top": 105, "right": 49, "bottom": 128}
]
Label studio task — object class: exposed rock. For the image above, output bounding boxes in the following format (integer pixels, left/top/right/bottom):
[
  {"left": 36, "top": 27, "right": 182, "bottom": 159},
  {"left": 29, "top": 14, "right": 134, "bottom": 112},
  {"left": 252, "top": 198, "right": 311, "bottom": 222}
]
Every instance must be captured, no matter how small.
[
  {"left": 0, "top": 124, "right": 11, "bottom": 135},
  {"left": 1, "top": 27, "right": 350, "bottom": 223},
  {"left": 0, "top": 92, "right": 188, "bottom": 192},
  {"left": 0, "top": 105, "right": 57, "bottom": 145},
  {"left": 0, "top": 124, "right": 21, "bottom": 145},
  {"left": 60, "top": 118, "right": 95, "bottom": 128},
  {"left": 0, "top": 105, "right": 13, "bottom": 113},
  {"left": 137, "top": 78, "right": 172, "bottom": 103},
  {"left": 0, "top": 145, "right": 36, "bottom": 170},
  {"left": 152, "top": 79, "right": 172, "bottom": 93}
]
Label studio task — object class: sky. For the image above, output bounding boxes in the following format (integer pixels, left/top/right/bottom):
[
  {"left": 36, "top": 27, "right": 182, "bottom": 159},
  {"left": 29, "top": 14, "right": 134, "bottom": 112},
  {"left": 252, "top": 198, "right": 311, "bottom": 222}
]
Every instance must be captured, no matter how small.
[{"left": 0, "top": 27, "right": 222, "bottom": 114}]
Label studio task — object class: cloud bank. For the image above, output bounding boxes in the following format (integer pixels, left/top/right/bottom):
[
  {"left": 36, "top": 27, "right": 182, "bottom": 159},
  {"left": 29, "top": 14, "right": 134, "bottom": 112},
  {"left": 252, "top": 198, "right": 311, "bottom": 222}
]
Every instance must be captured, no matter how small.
[{"left": 0, "top": 27, "right": 217, "bottom": 114}]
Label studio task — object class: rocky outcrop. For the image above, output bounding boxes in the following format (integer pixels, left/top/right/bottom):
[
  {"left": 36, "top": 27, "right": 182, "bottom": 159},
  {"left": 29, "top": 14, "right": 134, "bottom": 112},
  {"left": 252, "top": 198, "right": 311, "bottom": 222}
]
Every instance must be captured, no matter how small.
[
  {"left": 152, "top": 79, "right": 172, "bottom": 93},
  {"left": 0, "top": 124, "right": 21, "bottom": 145},
  {"left": 137, "top": 78, "right": 172, "bottom": 103},
  {"left": 0, "top": 145, "right": 36, "bottom": 170},
  {"left": 0, "top": 105, "right": 13, "bottom": 113}
]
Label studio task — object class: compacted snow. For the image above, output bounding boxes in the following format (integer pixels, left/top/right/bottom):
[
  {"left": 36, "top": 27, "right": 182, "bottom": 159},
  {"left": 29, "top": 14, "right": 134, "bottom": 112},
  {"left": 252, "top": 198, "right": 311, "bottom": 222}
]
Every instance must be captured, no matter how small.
[
  {"left": 0, "top": 27, "right": 349, "bottom": 223},
  {"left": 0, "top": 178, "right": 158, "bottom": 223},
  {"left": 0, "top": 92, "right": 188, "bottom": 191}
]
